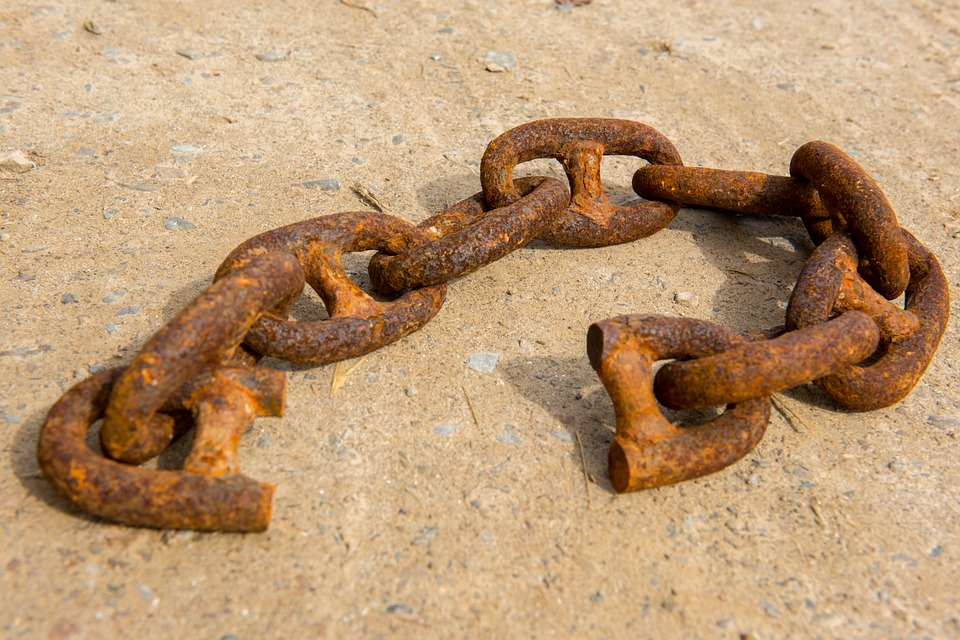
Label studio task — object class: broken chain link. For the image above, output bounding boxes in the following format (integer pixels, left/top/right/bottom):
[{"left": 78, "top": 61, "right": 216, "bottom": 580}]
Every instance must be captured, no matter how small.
[{"left": 37, "top": 118, "right": 950, "bottom": 532}]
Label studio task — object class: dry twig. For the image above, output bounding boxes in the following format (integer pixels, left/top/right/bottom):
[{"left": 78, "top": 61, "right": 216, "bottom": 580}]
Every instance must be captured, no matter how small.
[
  {"left": 575, "top": 431, "right": 591, "bottom": 509},
  {"left": 330, "top": 355, "right": 369, "bottom": 395},
  {"left": 339, "top": 0, "right": 377, "bottom": 16}
]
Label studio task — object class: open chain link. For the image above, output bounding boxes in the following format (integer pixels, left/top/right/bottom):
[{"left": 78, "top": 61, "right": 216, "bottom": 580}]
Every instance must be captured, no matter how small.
[{"left": 37, "top": 118, "right": 950, "bottom": 531}]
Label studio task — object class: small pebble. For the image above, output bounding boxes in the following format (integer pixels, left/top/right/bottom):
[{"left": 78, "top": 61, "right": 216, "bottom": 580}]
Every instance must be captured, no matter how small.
[
  {"left": 927, "top": 415, "right": 960, "bottom": 432},
  {"left": 888, "top": 459, "right": 907, "bottom": 473},
  {"left": 0, "top": 149, "right": 34, "bottom": 173},
  {"left": 0, "top": 233, "right": 9, "bottom": 241},
  {"left": 154, "top": 165, "right": 187, "bottom": 180},
  {"left": 164, "top": 217, "right": 196, "bottom": 230},
  {"left": 169, "top": 143, "right": 201, "bottom": 154},
  {"left": 761, "top": 236, "right": 795, "bottom": 251},
  {"left": 483, "top": 51, "right": 516, "bottom": 72},
  {"left": 404, "top": 386, "right": 417, "bottom": 397},
  {"left": 496, "top": 425, "right": 522, "bottom": 446},
  {"left": 137, "top": 583, "right": 156, "bottom": 604},
  {"left": 295, "top": 178, "right": 340, "bottom": 191},
  {"left": 106, "top": 323, "right": 117, "bottom": 334},
  {"left": 162, "top": 529, "right": 195, "bottom": 545},
  {"left": 176, "top": 48, "right": 202, "bottom": 60},
  {"left": 88, "top": 364, "right": 107, "bottom": 374},
  {"left": 466, "top": 352, "right": 499, "bottom": 374},
  {"left": 61, "top": 293, "right": 78, "bottom": 304},
  {"left": 114, "top": 305, "right": 140, "bottom": 317},
  {"left": 674, "top": 291, "right": 699, "bottom": 308},
  {"left": 82, "top": 20, "right": 105, "bottom": 35},
  {"left": 386, "top": 604, "right": 413, "bottom": 615},
  {"left": 103, "top": 207, "right": 118, "bottom": 220},
  {"left": 411, "top": 526, "right": 439, "bottom": 546},
  {"left": 433, "top": 425, "right": 459, "bottom": 436},
  {"left": 102, "top": 290, "right": 126, "bottom": 304},
  {"left": 759, "top": 599, "right": 780, "bottom": 617},
  {"left": 256, "top": 48, "right": 287, "bottom": 62}
]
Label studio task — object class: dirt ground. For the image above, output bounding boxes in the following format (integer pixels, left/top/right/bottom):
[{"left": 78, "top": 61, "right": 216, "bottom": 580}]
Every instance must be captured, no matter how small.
[{"left": 2, "top": 1, "right": 959, "bottom": 638}]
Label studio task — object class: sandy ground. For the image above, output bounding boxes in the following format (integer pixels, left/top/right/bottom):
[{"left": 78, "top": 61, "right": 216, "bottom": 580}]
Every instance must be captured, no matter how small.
[{"left": 2, "top": 1, "right": 959, "bottom": 638}]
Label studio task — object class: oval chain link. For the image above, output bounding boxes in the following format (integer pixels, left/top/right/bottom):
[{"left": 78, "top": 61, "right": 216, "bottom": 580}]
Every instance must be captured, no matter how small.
[
  {"left": 587, "top": 315, "right": 771, "bottom": 492},
  {"left": 786, "top": 230, "right": 949, "bottom": 410},
  {"left": 215, "top": 212, "right": 447, "bottom": 364},
  {"left": 481, "top": 118, "right": 683, "bottom": 247}
]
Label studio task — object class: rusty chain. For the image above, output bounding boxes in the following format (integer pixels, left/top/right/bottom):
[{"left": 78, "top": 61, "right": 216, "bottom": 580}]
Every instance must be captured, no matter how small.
[{"left": 37, "top": 118, "right": 950, "bottom": 532}]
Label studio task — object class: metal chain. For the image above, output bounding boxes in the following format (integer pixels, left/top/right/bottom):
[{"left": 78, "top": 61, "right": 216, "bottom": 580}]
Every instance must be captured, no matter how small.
[{"left": 37, "top": 118, "right": 950, "bottom": 532}]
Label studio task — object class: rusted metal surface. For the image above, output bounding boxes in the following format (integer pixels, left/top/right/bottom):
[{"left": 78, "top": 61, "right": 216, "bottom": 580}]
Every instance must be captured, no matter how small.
[
  {"left": 787, "top": 230, "right": 949, "bottom": 410},
  {"left": 100, "top": 252, "right": 305, "bottom": 465},
  {"left": 368, "top": 176, "right": 569, "bottom": 292},
  {"left": 182, "top": 367, "right": 287, "bottom": 475},
  {"left": 37, "top": 369, "right": 276, "bottom": 532},
  {"left": 481, "top": 118, "right": 683, "bottom": 247},
  {"left": 790, "top": 141, "right": 909, "bottom": 299},
  {"left": 653, "top": 312, "right": 880, "bottom": 410},
  {"left": 216, "top": 212, "right": 447, "bottom": 364},
  {"left": 630, "top": 165, "right": 834, "bottom": 238},
  {"left": 587, "top": 315, "right": 771, "bottom": 492}
]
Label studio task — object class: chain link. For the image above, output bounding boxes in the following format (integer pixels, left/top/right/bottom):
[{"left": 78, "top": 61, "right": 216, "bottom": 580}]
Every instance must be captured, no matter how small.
[{"left": 37, "top": 118, "right": 950, "bottom": 531}]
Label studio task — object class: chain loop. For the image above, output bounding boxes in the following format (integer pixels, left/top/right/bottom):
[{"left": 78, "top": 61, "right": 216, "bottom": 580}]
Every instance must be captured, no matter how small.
[
  {"left": 100, "top": 252, "right": 304, "bottom": 464},
  {"left": 790, "top": 141, "right": 910, "bottom": 299},
  {"left": 631, "top": 165, "right": 823, "bottom": 218},
  {"left": 215, "top": 212, "right": 447, "bottom": 364},
  {"left": 481, "top": 118, "right": 683, "bottom": 246},
  {"left": 652, "top": 312, "right": 879, "bottom": 409},
  {"left": 38, "top": 368, "right": 277, "bottom": 532},
  {"left": 587, "top": 315, "right": 771, "bottom": 492},
  {"left": 368, "top": 176, "right": 568, "bottom": 292},
  {"left": 630, "top": 164, "right": 834, "bottom": 240},
  {"left": 786, "top": 229, "right": 949, "bottom": 410}
]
